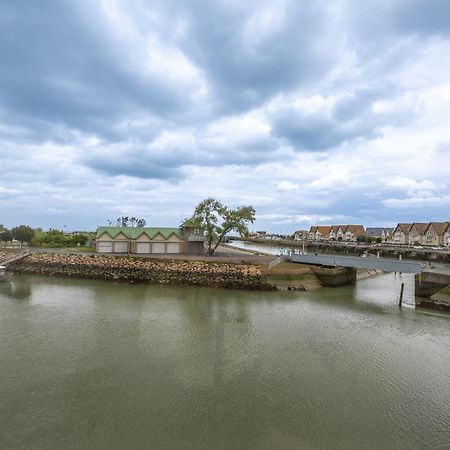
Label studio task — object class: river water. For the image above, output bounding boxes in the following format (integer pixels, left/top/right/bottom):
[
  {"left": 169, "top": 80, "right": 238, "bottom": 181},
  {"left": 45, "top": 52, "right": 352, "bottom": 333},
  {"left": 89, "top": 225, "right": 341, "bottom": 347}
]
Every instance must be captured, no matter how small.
[
  {"left": 229, "top": 239, "right": 286, "bottom": 255},
  {"left": 0, "top": 274, "right": 449, "bottom": 450}
]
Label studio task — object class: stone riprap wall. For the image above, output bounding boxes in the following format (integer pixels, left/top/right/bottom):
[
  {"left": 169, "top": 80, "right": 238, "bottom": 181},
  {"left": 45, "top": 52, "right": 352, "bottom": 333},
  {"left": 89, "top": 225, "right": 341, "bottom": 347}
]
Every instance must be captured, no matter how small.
[{"left": 9, "top": 253, "right": 275, "bottom": 291}]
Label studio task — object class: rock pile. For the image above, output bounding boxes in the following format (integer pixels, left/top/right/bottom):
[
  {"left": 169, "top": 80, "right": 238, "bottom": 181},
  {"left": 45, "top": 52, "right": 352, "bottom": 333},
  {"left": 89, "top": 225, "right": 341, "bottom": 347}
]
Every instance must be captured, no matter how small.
[{"left": 10, "top": 253, "right": 275, "bottom": 290}]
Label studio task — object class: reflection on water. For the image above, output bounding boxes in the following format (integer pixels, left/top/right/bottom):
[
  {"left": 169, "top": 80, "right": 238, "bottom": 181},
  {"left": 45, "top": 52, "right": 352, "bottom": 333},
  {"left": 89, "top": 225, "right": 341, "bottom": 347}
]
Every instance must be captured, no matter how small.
[
  {"left": 0, "top": 278, "right": 32, "bottom": 301},
  {"left": 230, "top": 239, "right": 283, "bottom": 255},
  {"left": 0, "top": 274, "right": 449, "bottom": 450}
]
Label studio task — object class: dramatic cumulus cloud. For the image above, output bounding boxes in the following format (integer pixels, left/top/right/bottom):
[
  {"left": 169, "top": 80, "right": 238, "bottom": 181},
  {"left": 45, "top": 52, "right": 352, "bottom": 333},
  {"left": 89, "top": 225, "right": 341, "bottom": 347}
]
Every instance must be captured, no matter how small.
[{"left": 0, "top": 0, "right": 449, "bottom": 231}]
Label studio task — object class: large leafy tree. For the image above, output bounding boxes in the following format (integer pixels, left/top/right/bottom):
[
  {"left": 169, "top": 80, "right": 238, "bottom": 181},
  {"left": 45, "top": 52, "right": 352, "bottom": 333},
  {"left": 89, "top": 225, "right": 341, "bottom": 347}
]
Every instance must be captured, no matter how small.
[
  {"left": 11, "top": 225, "right": 35, "bottom": 243},
  {"left": 182, "top": 198, "right": 255, "bottom": 255},
  {"left": 0, "top": 228, "right": 11, "bottom": 242}
]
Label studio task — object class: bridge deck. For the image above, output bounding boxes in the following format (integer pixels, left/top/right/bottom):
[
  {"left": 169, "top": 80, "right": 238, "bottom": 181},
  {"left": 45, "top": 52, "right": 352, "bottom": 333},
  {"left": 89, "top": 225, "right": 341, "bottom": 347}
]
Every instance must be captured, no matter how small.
[{"left": 290, "top": 253, "right": 423, "bottom": 274}]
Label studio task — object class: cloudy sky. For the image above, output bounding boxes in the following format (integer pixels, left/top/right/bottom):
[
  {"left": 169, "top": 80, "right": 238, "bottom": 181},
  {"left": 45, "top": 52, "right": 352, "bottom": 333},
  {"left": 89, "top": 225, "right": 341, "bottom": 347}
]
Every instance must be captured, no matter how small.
[{"left": 1, "top": 0, "right": 450, "bottom": 232}]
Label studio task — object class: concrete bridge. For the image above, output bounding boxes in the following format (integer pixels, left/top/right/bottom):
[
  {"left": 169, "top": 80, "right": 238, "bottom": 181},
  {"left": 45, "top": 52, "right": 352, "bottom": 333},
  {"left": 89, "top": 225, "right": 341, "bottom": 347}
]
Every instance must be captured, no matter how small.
[
  {"left": 289, "top": 253, "right": 423, "bottom": 274},
  {"left": 287, "top": 251, "right": 449, "bottom": 310}
]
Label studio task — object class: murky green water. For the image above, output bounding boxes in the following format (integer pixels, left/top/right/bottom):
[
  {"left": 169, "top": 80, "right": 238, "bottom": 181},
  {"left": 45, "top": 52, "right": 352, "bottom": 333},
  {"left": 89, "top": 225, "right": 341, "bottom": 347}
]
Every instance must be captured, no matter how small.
[{"left": 0, "top": 274, "right": 449, "bottom": 449}]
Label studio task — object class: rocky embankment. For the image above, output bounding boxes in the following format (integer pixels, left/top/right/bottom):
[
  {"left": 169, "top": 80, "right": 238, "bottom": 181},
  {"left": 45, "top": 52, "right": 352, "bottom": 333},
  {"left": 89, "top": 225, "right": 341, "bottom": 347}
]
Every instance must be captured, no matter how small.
[{"left": 9, "top": 253, "right": 276, "bottom": 291}]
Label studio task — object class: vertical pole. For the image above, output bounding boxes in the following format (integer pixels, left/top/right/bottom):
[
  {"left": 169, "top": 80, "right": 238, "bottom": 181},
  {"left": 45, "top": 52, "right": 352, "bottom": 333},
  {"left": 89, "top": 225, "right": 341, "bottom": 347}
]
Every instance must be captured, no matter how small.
[{"left": 399, "top": 282, "right": 404, "bottom": 307}]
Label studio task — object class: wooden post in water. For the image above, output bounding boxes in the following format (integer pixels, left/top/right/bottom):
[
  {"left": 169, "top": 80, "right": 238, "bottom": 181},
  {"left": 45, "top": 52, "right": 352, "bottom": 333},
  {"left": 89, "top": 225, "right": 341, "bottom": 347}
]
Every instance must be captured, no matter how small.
[{"left": 399, "top": 282, "right": 404, "bottom": 307}]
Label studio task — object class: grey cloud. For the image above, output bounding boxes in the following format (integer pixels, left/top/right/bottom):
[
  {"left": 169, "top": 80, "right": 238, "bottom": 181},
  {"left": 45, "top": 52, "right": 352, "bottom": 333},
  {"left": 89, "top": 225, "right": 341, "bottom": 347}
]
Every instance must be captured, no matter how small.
[
  {"left": 1, "top": 0, "right": 337, "bottom": 157},
  {"left": 345, "top": 0, "right": 450, "bottom": 62},
  {"left": 0, "top": 0, "right": 432, "bottom": 159},
  {"left": 269, "top": 109, "right": 371, "bottom": 151},
  {"left": 165, "top": 0, "right": 340, "bottom": 111},
  {"left": 0, "top": 0, "right": 200, "bottom": 144},
  {"left": 86, "top": 156, "right": 182, "bottom": 181},
  {"left": 331, "top": 87, "right": 394, "bottom": 121},
  {"left": 81, "top": 129, "right": 278, "bottom": 180},
  {"left": 270, "top": 87, "right": 414, "bottom": 151},
  {"left": 391, "top": 0, "right": 450, "bottom": 37},
  {"left": 326, "top": 0, "right": 450, "bottom": 98}
]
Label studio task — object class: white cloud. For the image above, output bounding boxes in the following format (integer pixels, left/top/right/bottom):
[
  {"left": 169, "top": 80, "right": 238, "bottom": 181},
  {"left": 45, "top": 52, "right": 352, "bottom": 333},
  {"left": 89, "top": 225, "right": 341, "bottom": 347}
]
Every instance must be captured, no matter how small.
[
  {"left": 278, "top": 214, "right": 349, "bottom": 225},
  {"left": 309, "top": 170, "right": 352, "bottom": 189},
  {"left": 276, "top": 181, "right": 300, "bottom": 191},
  {"left": 385, "top": 178, "right": 440, "bottom": 192},
  {"left": 383, "top": 195, "right": 450, "bottom": 208},
  {"left": 0, "top": 187, "right": 19, "bottom": 194}
]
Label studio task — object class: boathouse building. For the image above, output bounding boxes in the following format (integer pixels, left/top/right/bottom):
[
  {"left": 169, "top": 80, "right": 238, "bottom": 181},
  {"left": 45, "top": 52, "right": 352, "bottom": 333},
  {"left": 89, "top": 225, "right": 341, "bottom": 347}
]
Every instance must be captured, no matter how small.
[{"left": 95, "top": 227, "right": 204, "bottom": 255}]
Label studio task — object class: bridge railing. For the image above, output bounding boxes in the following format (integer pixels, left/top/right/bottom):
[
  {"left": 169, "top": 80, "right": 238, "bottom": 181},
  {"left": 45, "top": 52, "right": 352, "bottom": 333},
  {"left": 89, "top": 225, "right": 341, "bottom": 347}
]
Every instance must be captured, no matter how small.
[{"left": 290, "top": 253, "right": 423, "bottom": 274}]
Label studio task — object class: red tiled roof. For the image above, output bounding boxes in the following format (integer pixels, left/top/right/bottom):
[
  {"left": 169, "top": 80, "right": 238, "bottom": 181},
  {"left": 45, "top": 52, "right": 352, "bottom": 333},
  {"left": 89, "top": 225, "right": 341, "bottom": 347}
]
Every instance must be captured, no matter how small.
[
  {"left": 316, "top": 226, "right": 331, "bottom": 235},
  {"left": 345, "top": 225, "right": 365, "bottom": 236}
]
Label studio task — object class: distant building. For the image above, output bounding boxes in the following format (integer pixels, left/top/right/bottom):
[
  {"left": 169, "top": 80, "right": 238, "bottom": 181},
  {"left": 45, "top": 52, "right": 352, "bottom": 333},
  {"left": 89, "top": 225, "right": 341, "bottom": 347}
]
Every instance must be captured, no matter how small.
[
  {"left": 424, "top": 222, "right": 450, "bottom": 247},
  {"left": 309, "top": 225, "right": 364, "bottom": 242},
  {"left": 340, "top": 225, "right": 365, "bottom": 241},
  {"left": 309, "top": 226, "right": 331, "bottom": 240},
  {"left": 408, "top": 223, "right": 428, "bottom": 245},
  {"left": 293, "top": 230, "right": 308, "bottom": 241},
  {"left": 392, "top": 221, "right": 450, "bottom": 247},
  {"left": 248, "top": 231, "right": 267, "bottom": 239},
  {"left": 95, "top": 227, "right": 204, "bottom": 255},
  {"left": 444, "top": 223, "right": 450, "bottom": 247},
  {"left": 328, "top": 225, "right": 340, "bottom": 240},
  {"left": 393, "top": 223, "right": 412, "bottom": 244},
  {"left": 365, "top": 227, "right": 394, "bottom": 242}
]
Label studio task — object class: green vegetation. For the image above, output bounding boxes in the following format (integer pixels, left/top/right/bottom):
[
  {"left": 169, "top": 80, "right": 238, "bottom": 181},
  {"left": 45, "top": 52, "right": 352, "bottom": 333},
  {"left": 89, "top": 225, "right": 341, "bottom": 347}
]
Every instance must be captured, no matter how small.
[
  {"left": 11, "top": 225, "right": 35, "bottom": 243},
  {"left": 182, "top": 198, "right": 255, "bottom": 255},
  {"left": 356, "top": 235, "right": 382, "bottom": 244},
  {"left": 106, "top": 217, "right": 146, "bottom": 227},
  {"left": 31, "top": 229, "right": 91, "bottom": 248},
  {"left": 0, "top": 226, "right": 11, "bottom": 241},
  {"left": 0, "top": 224, "right": 93, "bottom": 249}
]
